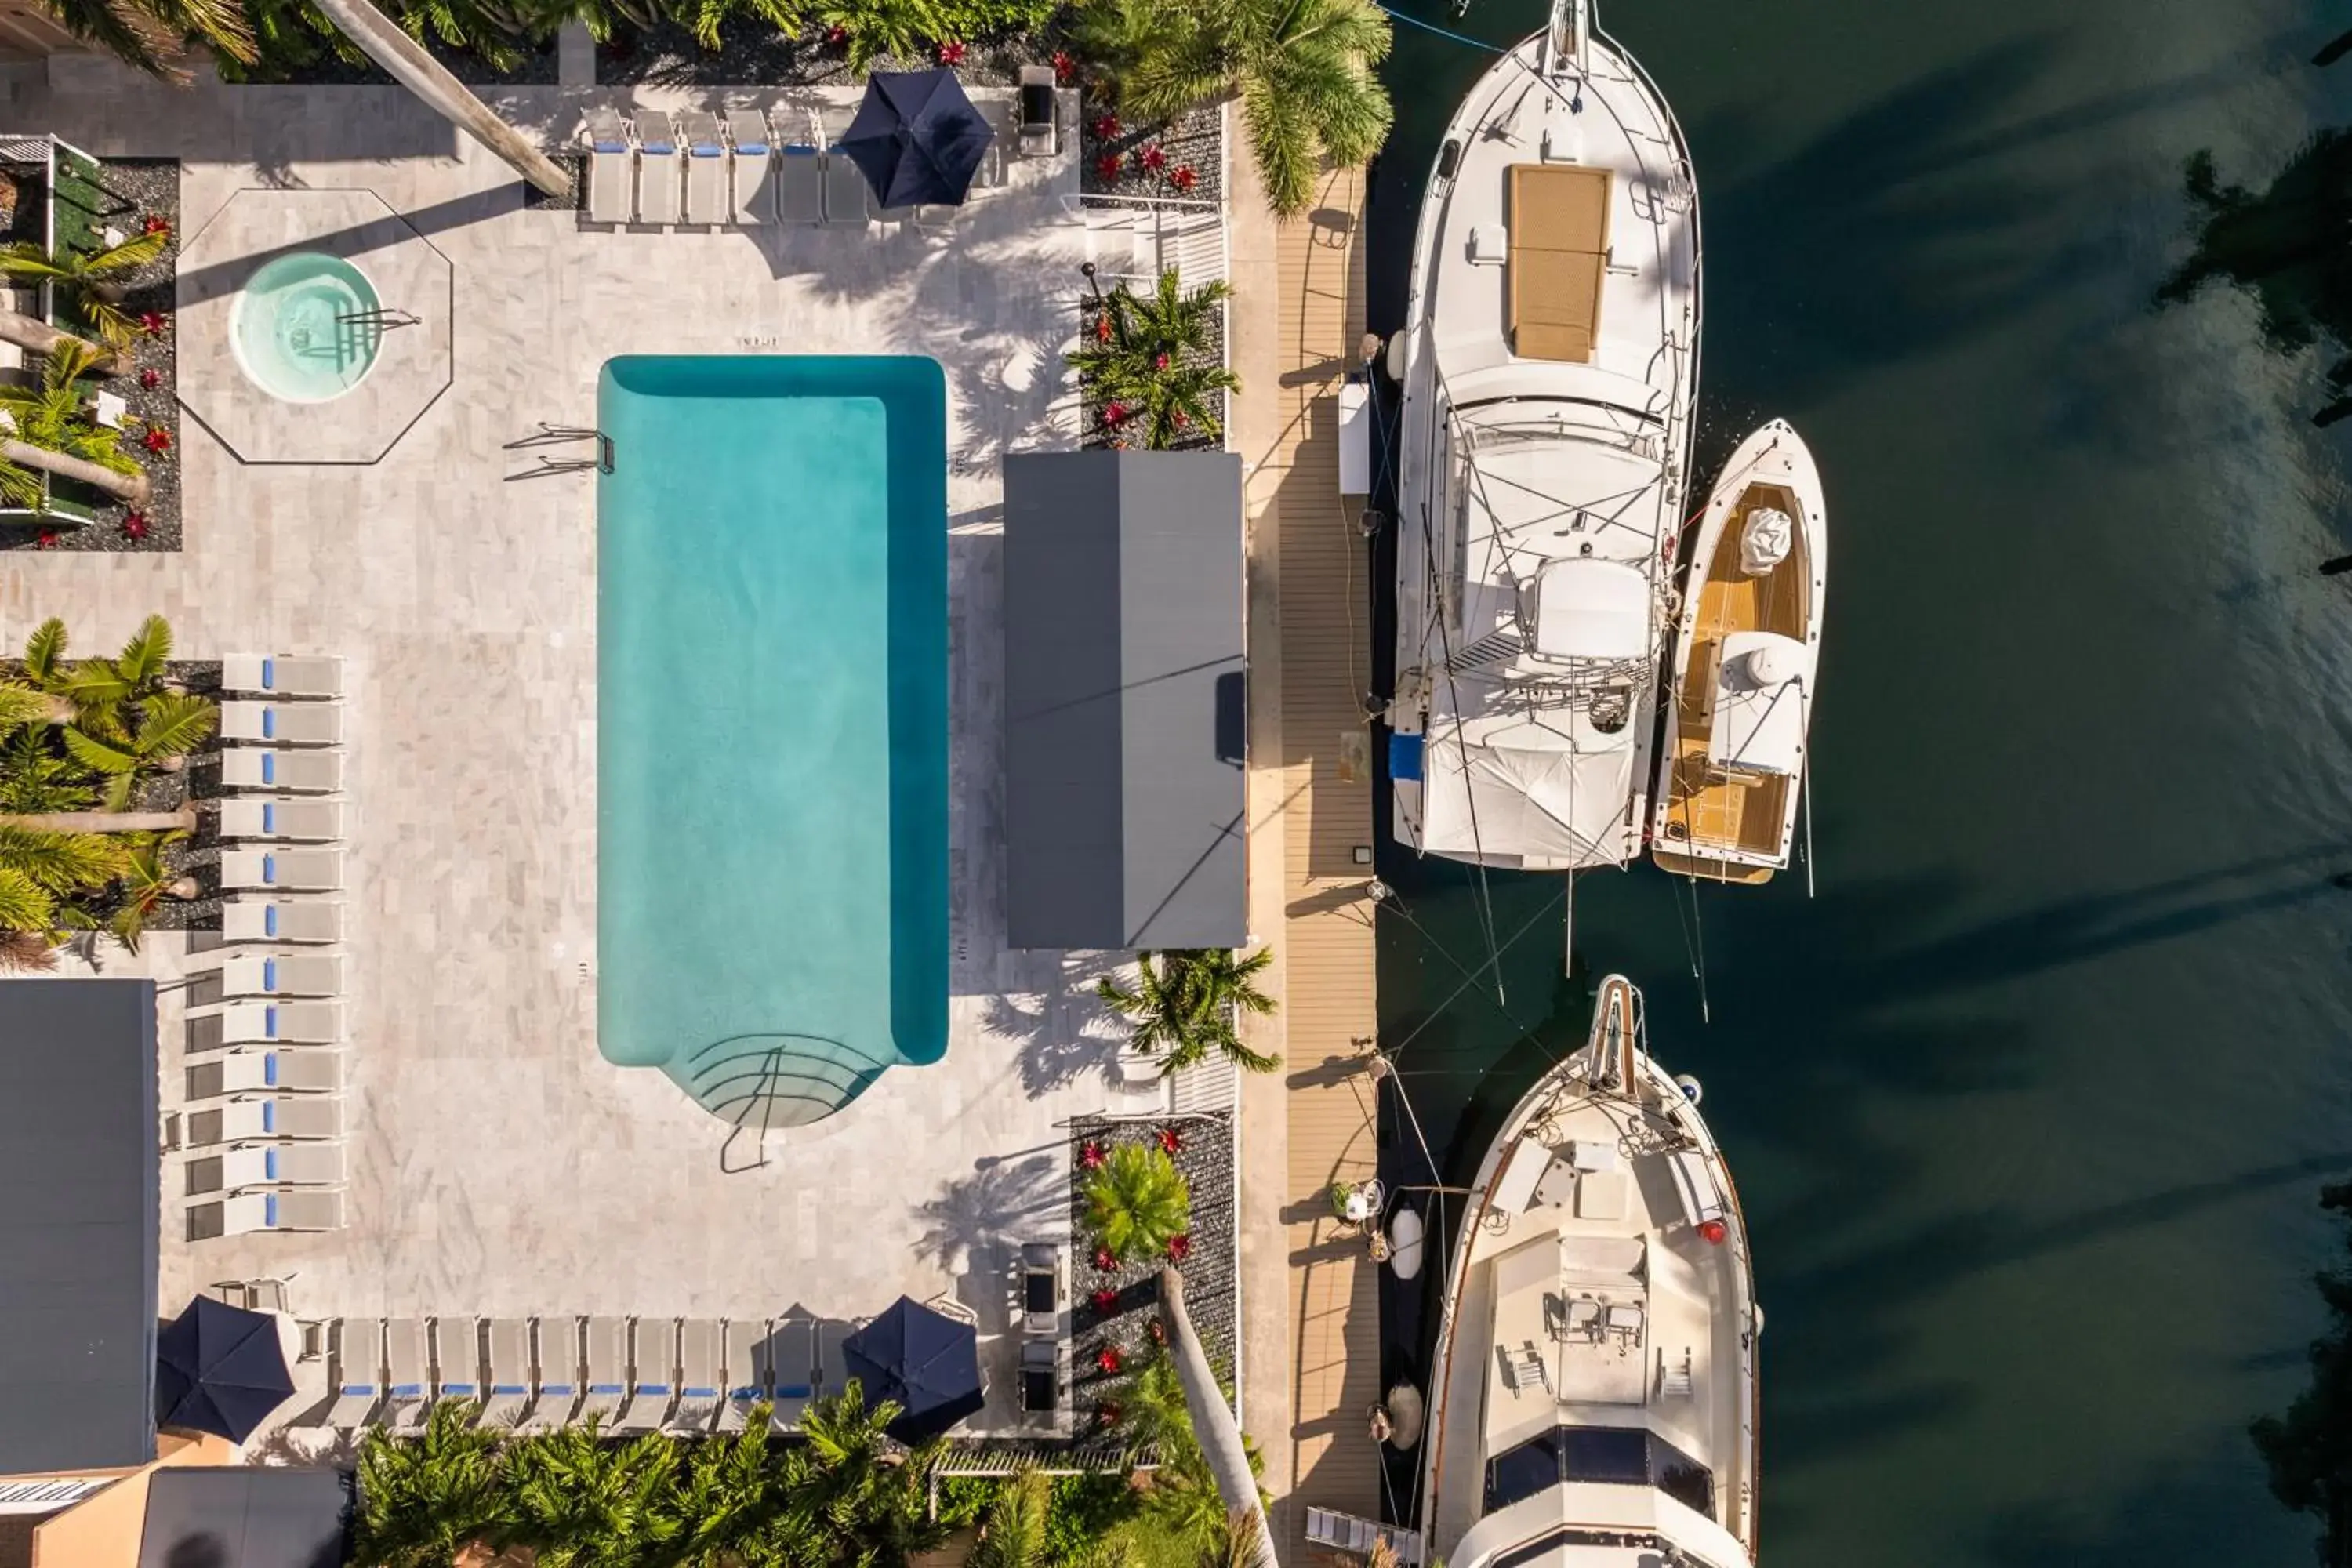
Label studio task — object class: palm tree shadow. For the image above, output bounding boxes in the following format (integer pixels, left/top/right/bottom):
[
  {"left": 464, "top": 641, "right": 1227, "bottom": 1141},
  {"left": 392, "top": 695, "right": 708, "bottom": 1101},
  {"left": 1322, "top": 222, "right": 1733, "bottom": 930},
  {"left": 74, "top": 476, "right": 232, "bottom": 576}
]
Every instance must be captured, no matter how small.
[
  {"left": 987, "top": 949, "right": 1131, "bottom": 1099},
  {"left": 911, "top": 1152, "right": 1063, "bottom": 1272}
]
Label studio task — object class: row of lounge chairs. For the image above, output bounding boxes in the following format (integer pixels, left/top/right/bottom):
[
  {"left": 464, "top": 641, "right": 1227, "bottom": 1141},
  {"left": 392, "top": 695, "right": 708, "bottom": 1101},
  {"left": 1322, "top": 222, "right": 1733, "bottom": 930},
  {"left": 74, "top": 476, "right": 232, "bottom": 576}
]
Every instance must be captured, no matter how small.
[{"left": 320, "top": 1316, "right": 861, "bottom": 1435}]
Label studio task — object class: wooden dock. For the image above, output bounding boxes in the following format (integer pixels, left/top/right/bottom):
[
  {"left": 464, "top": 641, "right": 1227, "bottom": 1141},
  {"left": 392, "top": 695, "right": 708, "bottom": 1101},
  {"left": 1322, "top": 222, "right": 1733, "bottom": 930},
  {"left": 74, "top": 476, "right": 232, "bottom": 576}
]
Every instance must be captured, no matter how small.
[{"left": 1232, "top": 157, "right": 1386, "bottom": 1552}]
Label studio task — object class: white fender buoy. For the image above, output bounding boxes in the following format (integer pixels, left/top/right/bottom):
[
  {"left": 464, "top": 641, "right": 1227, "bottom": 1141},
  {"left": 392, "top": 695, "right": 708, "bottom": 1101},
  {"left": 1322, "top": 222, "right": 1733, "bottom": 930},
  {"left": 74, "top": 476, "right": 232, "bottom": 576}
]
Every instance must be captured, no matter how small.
[
  {"left": 1383, "top": 1381, "right": 1425, "bottom": 1450},
  {"left": 1388, "top": 1206, "right": 1425, "bottom": 1281},
  {"left": 1752, "top": 1303, "right": 1765, "bottom": 1338},
  {"left": 1675, "top": 1073, "right": 1704, "bottom": 1105},
  {"left": 1384, "top": 331, "right": 1407, "bottom": 383}
]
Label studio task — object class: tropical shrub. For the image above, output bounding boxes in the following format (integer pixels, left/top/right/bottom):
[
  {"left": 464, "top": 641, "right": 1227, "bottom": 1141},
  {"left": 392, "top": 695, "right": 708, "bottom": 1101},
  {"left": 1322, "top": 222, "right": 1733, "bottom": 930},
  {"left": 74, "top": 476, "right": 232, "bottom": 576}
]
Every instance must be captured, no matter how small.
[
  {"left": 1084, "top": 1142, "right": 1191, "bottom": 1263},
  {"left": 0, "top": 339, "right": 151, "bottom": 515},
  {"left": 41, "top": 0, "right": 254, "bottom": 78},
  {"left": 0, "top": 230, "right": 169, "bottom": 349},
  {"left": 1095, "top": 946, "right": 1279, "bottom": 1076},
  {"left": 1070, "top": 270, "right": 1241, "bottom": 451}
]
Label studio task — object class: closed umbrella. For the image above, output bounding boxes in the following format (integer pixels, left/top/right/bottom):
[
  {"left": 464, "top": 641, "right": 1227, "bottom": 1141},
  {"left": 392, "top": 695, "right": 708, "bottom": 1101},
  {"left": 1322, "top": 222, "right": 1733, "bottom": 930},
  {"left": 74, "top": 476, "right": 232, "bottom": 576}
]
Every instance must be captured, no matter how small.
[
  {"left": 839, "top": 69, "right": 998, "bottom": 209},
  {"left": 154, "top": 1295, "right": 295, "bottom": 1443},
  {"left": 841, "top": 1297, "right": 984, "bottom": 1443}
]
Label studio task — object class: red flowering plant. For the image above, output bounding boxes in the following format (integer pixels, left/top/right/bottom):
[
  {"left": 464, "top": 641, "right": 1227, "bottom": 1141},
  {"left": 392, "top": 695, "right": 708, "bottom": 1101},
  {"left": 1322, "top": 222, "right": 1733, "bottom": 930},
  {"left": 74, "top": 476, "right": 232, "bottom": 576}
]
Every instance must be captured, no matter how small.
[
  {"left": 1091, "top": 1287, "right": 1119, "bottom": 1315},
  {"left": 1165, "top": 1232, "right": 1191, "bottom": 1263},
  {"left": 1146, "top": 1317, "right": 1167, "bottom": 1345},
  {"left": 1080, "top": 1138, "right": 1106, "bottom": 1171},
  {"left": 121, "top": 511, "right": 148, "bottom": 541},
  {"left": 1102, "top": 400, "right": 1128, "bottom": 427},
  {"left": 1156, "top": 1125, "right": 1182, "bottom": 1154},
  {"left": 139, "top": 311, "right": 168, "bottom": 337},
  {"left": 936, "top": 38, "right": 966, "bottom": 64},
  {"left": 142, "top": 426, "right": 170, "bottom": 454},
  {"left": 34, "top": 529, "right": 56, "bottom": 550},
  {"left": 1067, "top": 269, "right": 1242, "bottom": 450},
  {"left": 1094, "top": 151, "right": 1123, "bottom": 185},
  {"left": 1095, "top": 1399, "right": 1123, "bottom": 1428},
  {"left": 1052, "top": 49, "right": 1075, "bottom": 85},
  {"left": 142, "top": 214, "right": 170, "bottom": 238},
  {"left": 138, "top": 368, "right": 160, "bottom": 390},
  {"left": 1170, "top": 165, "right": 1199, "bottom": 194},
  {"left": 1091, "top": 111, "right": 1121, "bottom": 140},
  {"left": 1137, "top": 143, "right": 1167, "bottom": 175},
  {"left": 1092, "top": 1245, "right": 1116, "bottom": 1273},
  {"left": 826, "top": 21, "right": 847, "bottom": 42},
  {"left": 1096, "top": 1345, "right": 1123, "bottom": 1375}
]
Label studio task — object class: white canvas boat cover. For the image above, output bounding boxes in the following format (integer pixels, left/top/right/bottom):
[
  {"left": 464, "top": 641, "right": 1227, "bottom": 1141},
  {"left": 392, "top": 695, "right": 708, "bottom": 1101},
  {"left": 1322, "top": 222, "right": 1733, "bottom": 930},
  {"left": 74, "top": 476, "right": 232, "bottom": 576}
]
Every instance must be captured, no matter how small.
[
  {"left": 1739, "top": 505, "right": 1792, "bottom": 576},
  {"left": 1420, "top": 734, "right": 1637, "bottom": 866},
  {"left": 1534, "top": 558, "right": 1650, "bottom": 659},
  {"left": 1707, "top": 630, "right": 1809, "bottom": 776}
]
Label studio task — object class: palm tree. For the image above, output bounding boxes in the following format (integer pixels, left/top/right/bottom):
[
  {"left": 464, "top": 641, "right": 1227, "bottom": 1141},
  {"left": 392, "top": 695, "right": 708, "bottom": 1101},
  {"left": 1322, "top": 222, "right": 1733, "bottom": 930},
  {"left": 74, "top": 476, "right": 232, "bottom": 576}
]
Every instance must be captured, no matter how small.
[
  {"left": 662, "top": 1417, "right": 795, "bottom": 1568},
  {"left": 1073, "top": 0, "right": 1392, "bottom": 217},
  {"left": 0, "top": 308, "right": 119, "bottom": 373},
  {"left": 1097, "top": 947, "right": 1279, "bottom": 1077},
  {"left": 503, "top": 1422, "right": 684, "bottom": 1567},
  {"left": 1085, "top": 1142, "right": 1192, "bottom": 1263},
  {"left": 0, "top": 336, "right": 151, "bottom": 510},
  {"left": 107, "top": 836, "right": 198, "bottom": 952},
  {"left": 0, "top": 615, "right": 209, "bottom": 833},
  {"left": 1155, "top": 1265, "right": 1277, "bottom": 1568},
  {"left": 0, "top": 822, "right": 125, "bottom": 957},
  {"left": 352, "top": 1400, "right": 510, "bottom": 1568},
  {"left": 787, "top": 1381, "right": 951, "bottom": 1566},
  {"left": 0, "top": 230, "right": 169, "bottom": 349},
  {"left": 37, "top": 0, "right": 254, "bottom": 78},
  {"left": 1071, "top": 270, "right": 1242, "bottom": 449},
  {"left": 967, "top": 1467, "right": 1051, "bottom": 1568}
]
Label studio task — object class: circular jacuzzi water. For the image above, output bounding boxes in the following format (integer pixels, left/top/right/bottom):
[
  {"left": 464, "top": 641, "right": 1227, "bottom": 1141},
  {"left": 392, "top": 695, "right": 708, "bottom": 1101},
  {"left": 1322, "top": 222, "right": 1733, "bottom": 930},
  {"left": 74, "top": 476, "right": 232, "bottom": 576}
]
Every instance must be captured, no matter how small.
[{"left": 232, "top": 252, "right": 383, "bottom": 403}]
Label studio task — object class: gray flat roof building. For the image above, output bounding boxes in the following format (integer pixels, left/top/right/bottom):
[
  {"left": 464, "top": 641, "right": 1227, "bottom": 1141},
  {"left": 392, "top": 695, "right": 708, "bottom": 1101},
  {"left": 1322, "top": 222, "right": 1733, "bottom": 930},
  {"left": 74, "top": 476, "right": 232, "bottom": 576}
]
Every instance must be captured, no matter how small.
[
  {"left": 138, "top": 1467, "right": 351, "bottom": 1568},
  {"left": 1004, "top": 450, "right": 1247, "bottom": 950},
  {"left": 0, "top": 980, "right": 158, "bottom": 1476}
]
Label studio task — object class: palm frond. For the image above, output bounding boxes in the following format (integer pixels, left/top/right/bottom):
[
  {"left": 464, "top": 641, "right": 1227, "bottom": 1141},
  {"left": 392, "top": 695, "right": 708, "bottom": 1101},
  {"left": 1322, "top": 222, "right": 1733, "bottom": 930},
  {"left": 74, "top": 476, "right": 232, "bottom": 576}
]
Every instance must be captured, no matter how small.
[
  {"left": 114, "top": 612, "right": 171, "bottom": 684},
  {"left": 32, "top": 0, "right": 188, "bottom": 77},
  {"left": 0, "top": 683, "right": 51, "bottom": 742},
  {"left": 0, "top": 865, "right": 56, "bottom": 935},
  {"left": 134, "top": 691, "right": 215, "bottom": 760},
  {"left": 60, "top": 724, "right": 137, "bottom": 776},
  {"left": 0, "top": 823, "right": 128, "bottom": 895},
  {"left": 22, "top": 617, "right": 67, "bottom": 684},
  {"left": 82, "top": 227, "right": 170, "bottom": 278}
]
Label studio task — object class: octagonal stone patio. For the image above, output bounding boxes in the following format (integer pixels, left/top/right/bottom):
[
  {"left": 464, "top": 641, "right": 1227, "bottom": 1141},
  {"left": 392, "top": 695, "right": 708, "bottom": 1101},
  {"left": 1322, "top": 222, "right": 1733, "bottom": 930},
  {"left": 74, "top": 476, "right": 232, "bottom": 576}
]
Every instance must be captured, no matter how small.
[{"left": 176, "top": 187, "right": 453, "bottom": 463}]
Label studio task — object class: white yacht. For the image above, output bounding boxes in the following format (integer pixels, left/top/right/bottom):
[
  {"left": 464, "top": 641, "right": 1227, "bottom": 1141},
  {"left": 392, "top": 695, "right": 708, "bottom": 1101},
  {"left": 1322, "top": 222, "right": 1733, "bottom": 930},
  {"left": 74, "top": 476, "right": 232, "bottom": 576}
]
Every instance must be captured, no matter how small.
[
  {"left": 1418, "top": 975, "right": 1759, "bottom": 1568},
  {"left": 1387, "top": 0, "right": 1700, "bottom": 870}
]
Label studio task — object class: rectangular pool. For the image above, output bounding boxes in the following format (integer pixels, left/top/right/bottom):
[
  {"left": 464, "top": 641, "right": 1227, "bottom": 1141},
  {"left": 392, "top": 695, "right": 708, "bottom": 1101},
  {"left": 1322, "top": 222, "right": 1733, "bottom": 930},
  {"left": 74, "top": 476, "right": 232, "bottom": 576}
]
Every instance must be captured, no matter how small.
[{"left": 597, "top": 356, "right": 946, "bottom": 1124}]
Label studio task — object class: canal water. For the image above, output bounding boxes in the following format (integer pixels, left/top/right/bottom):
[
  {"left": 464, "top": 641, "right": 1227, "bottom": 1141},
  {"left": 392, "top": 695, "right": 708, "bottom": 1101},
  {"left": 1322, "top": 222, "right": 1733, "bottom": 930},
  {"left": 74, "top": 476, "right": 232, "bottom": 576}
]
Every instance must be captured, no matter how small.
[{"left": 1365, "top": 1, "right": 2352, "bottom": 1562}]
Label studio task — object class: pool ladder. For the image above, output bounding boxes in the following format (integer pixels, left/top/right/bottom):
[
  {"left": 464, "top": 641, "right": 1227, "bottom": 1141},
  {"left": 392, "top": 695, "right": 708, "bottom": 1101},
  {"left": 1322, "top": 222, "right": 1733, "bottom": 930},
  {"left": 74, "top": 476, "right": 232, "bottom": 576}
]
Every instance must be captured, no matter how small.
[{"left": 503, "top": 421, "right": 614, "bottom": 477}]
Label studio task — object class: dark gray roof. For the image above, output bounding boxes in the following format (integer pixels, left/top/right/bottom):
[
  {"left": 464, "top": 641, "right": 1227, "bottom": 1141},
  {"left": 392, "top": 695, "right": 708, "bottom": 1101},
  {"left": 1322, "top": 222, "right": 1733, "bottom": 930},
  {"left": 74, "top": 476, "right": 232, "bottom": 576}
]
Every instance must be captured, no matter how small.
[
  {"left": 1004, "top": 450, "right": 1247, "bottom": 950},
  {"left": 138, "top": 1467, "right": 350, "bottom": 1568},
  {"left": 0, "top": 980, "right": 158, "bottom": 1475}
]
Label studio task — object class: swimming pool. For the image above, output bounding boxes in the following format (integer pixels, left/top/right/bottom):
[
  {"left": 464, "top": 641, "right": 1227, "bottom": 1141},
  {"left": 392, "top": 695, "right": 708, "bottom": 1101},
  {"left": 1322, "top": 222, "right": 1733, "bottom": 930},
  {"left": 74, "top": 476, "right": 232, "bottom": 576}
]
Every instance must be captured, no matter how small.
[{"left": 597, "top": 356, "right": 947, "bottom": 1127}]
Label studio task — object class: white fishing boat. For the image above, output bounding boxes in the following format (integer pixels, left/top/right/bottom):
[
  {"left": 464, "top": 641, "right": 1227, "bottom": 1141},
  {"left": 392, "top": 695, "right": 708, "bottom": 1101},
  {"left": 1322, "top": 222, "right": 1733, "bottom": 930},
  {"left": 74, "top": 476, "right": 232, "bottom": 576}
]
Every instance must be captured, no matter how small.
[
  {"left": 1418, "top": 975, "right": 1759, "bottom": 1568},
  {"left": 1650, "top": 421, "right": 1825, "bottom": 884},
  {"left": 1386, "top": 0, "right": 1700, "bottom": 872}
]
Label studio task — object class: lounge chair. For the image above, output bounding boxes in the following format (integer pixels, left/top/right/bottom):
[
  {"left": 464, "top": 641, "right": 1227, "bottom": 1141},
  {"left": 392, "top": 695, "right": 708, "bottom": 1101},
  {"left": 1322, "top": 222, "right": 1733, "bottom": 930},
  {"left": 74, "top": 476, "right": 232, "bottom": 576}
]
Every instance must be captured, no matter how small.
[
  {"left": 207, "top": 1000, "right": 343, "bottom": 1045},
  {"left": 578, "top": 1316, "right": 628, "bottom": 1427},
  {"left": 186, "top": 1047, "right": 343, "bottom": 1100},
  {"left": 681, "top": 109, "right": 728, "bottom": 226},
  {"left": 517, "top": 1319, "right": 583, "bottom": 1432},
  {"left": 218, "top": 955, "right": 343, "bottom": 999},
  {"left": 185, "top": 1096, "right": 342, "bottom": 1145},
  {"left": 221, "top": 898, "right": 343, "bottom": 944},
  {"left": 217, "top": 749, "right": 343, "bottom": 794},
  {"left": 219, "top": 851, "right": 344, "bottom": 893},
  {"left": 779, "top": 111, "right": 824, "bottom": 224},
  {"left": 324, "top": 1319, "right": 386, "bottom": 1427},
  {"left": 822, "top": 110, "right": 869, "bottom": 227},
  {"left": 636, "top": 111, "right": 681, "bottom": 225},
  {"left": 769, "top": 1318, "right": 815, "bottom": 1429},
  {"left": 1017, "top": 1339, "right": 1067, "bottom": 1430},
  {"left": 218, "top": 797, "right": 343, "bottom": 843},
  {"left": 223, "top": 655, "right": 343, "bottom": 699},
  {"left": 1018, "top": 67, "right": 1058, "bottom": 158},
  {"left": 728, "top": 108, "right": 771, "bottom": 224},
  {"left": 718, "top": 1319, "right": 769, "bottom": 1432},
  {"left": 670, "top": 1319, "right": 722, "bottom": 1433},
  {"left": 479, "top": 1319, "right": 533, "bottom": 1428},
  {"left": 184, "top": 1142, "right": 345, "bottom": 1195},
  {"left": 616, "top": 1317, "right": 678, "bottom": 1432},
  {"left": 584, "top": 107, "right": 634, "bottom": 224},
  {"left": 189, "top": 1189, "right": 345, "bottom": 1240},
  {"left": 1019, "top": 1243, "right": 1062, "bottom": 1335},
  {"left": 813, "top": 1319, "right": 855, "bottom": 1399},
  {"left": 433, "top": 1317, "right": 483, "bottom": 1409},
  {"left": 220, "top": 701, "right": 342, "bottom": 746},
  {"left": 385, "top": 1318, "right": 430, "bottom": 1432}
]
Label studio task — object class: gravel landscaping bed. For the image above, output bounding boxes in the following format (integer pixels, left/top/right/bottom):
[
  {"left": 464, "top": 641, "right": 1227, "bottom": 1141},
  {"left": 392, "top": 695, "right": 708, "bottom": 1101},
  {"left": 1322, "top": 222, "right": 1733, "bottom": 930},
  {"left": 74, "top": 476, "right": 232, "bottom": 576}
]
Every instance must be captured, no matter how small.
[{"left": 1068, "top": 1112, "right": 1239, "bottom": 1436}]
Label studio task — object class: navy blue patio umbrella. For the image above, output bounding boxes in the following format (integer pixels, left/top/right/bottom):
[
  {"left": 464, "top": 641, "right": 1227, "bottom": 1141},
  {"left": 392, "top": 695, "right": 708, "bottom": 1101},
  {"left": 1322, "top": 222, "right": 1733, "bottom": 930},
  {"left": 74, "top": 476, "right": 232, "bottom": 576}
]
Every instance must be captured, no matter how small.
[
  {"left": 154, "top": 1294, "right": 296, "bottom": 1443},
  {"left": 841, "top": 1297, "right": 985, "bottom": 1442},
  {"left": 840, "top": 69, "right": 998, "bottom": 208}
]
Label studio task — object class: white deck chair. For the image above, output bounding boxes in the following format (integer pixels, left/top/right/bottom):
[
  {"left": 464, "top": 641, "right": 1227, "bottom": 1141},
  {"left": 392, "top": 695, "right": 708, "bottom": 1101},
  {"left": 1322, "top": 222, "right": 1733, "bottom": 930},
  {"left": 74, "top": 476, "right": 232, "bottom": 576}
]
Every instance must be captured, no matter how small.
[
  {"left": 681, "top": 109, "right": 728, "bottom": 225},
  {"left": 219, "top": 851, "right": 343, "bottom": 893},
  {"left": 635, "top": 111, "right": 681, "bottom": 225},
  {"left": 185, "top": 1142, "right": 345, "bottom": 1195},
  {"left": 208, "top": 1000, "right": 343, "bottom": 1044},
  {"left": 220, "top": 701, "right": 341, "bottom": 746},
  {"left": 434, "top": 1316, "right": 483, "bottom": 1409},
  {"left": 822, "top": 110, "right": 868, "bottom": 227},
  {"left": 192, "top": 1189, "right": 344, "bottom": 1238},
  {"left": 186, "top": 1096, "right": 342, "bottom": 1145},
  {"left": 223, "top": 655, "right": 343, "bottom": 699},
  {"left": 517, "top": 1318, "right": 582, "bottom": 1432},
  {"left": 769, "top": 1318, "right": 815, "bottom": 1429},
  {"left": 385, "top": 1318, "right": 430, "bottom": 1432},
  {"left": 578, "top": 1316, "right": 628, "bottom": 1427},
  {"left": 779, "top": 111, "right": 824, "bottom": 224},
  {"left": 186, "top": 1047, "right": 342, "bottom": 1100},
  {"left": 324, "top": 1319, "right": 385, "bottom": 1427},
  {"left": 218, "top": 798, "right": 343, "bottom": 843},
  {"left": 728, "top": 108, "right": 771, "bottom": 224},
  {"left": 221, "top": 898, "right": 343, "bottom": 944},
  {"left": 719, "top": 1319, "right": 768, "bottom": 1432},
  {"left": 481, "top": 1319, "right": 533, "bottom": 1427},
  {"left": 584, "top": 106, "right": 634, "bottom": 223},
  {"left": 616, "top": 1317, "right": 678, "bottom": 1432},
  {"left": 813, "top": 1319, "right": 855, "bottom": 1399},
  {"left": 219, "top": 954, "right": 343, "bottom": 998},
  {"left": 217, "top": 749, "right": 342, "bottom": 794},
  {"left": 670, "top": 1319, "right": 722, "bottom": 1433}
]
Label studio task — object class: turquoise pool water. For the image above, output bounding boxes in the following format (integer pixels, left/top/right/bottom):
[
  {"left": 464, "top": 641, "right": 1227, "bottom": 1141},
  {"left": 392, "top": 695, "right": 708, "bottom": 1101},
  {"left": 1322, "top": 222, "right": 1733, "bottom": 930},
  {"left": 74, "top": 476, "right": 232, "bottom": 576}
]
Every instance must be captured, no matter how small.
[
  {"left": 232, "top": 252, "right": 381, "bottom": 403},
  {"left": 597, "top": 356, "right": 947, "bottom": 1127}
]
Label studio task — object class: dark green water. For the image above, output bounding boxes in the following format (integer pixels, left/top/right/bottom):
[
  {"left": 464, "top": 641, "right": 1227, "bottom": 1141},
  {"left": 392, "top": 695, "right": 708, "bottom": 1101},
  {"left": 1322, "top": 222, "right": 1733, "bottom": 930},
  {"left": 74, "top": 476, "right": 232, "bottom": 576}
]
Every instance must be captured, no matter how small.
[{"left": 1365, "top": 2, "right": 2352, "bottom": 1562}]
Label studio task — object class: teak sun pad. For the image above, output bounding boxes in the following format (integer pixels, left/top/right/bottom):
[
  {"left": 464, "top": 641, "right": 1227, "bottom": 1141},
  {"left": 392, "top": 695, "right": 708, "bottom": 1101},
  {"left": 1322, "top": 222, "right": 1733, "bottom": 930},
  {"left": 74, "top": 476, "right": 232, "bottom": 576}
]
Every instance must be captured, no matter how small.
[{"left": 1508, "top": 163, "right": 1611, "bottom": 363}]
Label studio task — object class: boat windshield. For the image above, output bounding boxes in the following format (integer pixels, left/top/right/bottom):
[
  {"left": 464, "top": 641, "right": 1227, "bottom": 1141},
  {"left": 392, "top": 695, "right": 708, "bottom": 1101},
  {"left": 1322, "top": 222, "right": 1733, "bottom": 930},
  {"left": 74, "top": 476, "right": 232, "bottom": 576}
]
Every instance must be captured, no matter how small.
[{"left": 1483, "top": 1424, "right": 1715, "bottom": 1517}]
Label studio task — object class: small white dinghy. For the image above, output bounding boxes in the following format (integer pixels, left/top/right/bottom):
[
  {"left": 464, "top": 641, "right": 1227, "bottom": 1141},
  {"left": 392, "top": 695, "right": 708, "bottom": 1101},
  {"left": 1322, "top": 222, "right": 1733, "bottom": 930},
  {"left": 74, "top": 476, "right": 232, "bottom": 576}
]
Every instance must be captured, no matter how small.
[{"left": 1650, "top": 420, "right": 1825, "bottom": 884}]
